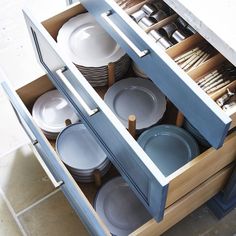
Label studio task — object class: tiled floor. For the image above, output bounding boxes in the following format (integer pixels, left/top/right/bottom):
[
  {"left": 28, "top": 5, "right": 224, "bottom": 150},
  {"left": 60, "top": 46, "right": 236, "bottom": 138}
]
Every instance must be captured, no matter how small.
[
  {"left": 0, "top": 0, "right": 235, "bottom": 236},
  {"left": 0, "top": 145, "right": 89, "bottom": 236}
]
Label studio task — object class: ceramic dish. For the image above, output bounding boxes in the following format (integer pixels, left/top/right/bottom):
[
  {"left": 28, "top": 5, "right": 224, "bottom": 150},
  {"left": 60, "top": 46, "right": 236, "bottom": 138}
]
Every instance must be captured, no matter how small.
[
  {"left": 94, "top": 177, "right": 151, "bottom": 236},
  {"left": 57, "top": 13, "right": 125, "bottom": 67},
  {"left": 137, "top": 125, "right": 199, "bottom": 176},
  {"left": 32, "top": 89, "right": 79, "bottom": 134},
  {"left": 56, "top": 123, "right": 107, "bottom": 170},
  {"left": 104, "top": 77, "right": 166, "bottom": 129}
]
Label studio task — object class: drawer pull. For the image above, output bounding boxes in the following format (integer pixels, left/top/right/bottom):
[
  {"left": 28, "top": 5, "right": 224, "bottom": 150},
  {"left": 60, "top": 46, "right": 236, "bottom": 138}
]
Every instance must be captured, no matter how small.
[
  {"left": 56, "top": 67, "right": 99, "bottom": 117},
  {"left": 30, "top": 143, "right": 64, "bottom": 189},
  {"left": 102, "top": 10, "right": 149, "bottom": 58}
]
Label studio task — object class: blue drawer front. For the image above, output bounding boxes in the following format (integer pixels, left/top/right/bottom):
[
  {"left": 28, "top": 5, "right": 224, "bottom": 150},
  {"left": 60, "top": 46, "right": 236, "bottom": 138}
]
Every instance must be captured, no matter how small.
[
  {"left": 79, "top": 0, "right": 231, "bottom": 148},
  {"left": 22, "top": 7, "right": 169, "bottom": 222}
]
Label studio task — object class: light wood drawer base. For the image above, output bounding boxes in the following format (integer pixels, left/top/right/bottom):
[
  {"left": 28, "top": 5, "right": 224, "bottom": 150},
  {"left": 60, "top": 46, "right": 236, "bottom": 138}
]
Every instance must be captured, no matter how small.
[{"left": 131, "top": 164, "right": 234, "bottom": 236}]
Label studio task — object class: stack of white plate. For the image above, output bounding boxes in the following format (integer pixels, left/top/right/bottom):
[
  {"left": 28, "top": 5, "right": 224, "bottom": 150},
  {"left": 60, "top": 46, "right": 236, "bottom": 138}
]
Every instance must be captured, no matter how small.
[
  {"left": 56, "top": 123, "right": 110, "bottom": 183},
  {"left": 57, "top": 13, "right": 130, "bottom": 87},
  {"left": 32, "top": 90, "right": 79, "bottom": 139},
  {"left": 104, "top": 77, "right": 166, "bottom": 130},
  {"left": 94, "top": 177, "right": 151, "bottom": 236}
]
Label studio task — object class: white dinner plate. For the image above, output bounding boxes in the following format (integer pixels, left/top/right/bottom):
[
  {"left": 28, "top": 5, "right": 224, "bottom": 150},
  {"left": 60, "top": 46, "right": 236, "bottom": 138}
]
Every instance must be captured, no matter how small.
[
  {"left": 57, "top": 13, "right": 125, "bottom": 67},
  {"left": 56, "top": 123, "right": 107, "bottom": 171},
  {"left": 104, "top": 77, "right": 166, "bottom": 129},
  {"left": 32, "top": 90, "right": 79, "bottom": 134},
  {"left": 94, "top": 177, "right": 151, "bottom": 236}
]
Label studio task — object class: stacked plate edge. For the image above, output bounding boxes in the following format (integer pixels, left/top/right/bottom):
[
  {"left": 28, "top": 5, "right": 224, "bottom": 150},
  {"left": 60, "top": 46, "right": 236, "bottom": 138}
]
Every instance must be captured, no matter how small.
[
  {"left": 32, "top": 89, "right": 80, "bottom": 139},
  {"left": 56, "top": 123, "right": 111, "bottom": 183},
  {"left": 57, "top": 13, "right": 130, "bottom": 87}
]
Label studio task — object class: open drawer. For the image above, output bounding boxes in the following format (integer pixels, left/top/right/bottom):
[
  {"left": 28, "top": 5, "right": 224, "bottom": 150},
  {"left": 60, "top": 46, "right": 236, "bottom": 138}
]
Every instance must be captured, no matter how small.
[
  {"left": 21, "top": 2, "right": 236, "bottom": 223},
  {"left": 70, "top": 0, "right": 236, "bottom": 149},
  {"left": 1, "top": 69, "right": 236, "bottom": 235}
]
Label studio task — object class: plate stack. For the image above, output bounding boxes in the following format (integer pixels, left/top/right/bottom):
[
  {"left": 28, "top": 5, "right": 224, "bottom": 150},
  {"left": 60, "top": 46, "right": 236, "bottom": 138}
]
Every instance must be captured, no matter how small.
[
  {"left": 32, "top": 90, "right": 79, "bottom": 139},
  {"left": 56, "top": 123, "right": 110, "bottom": 183},
  {"left": 94, "top": 177, "right": 151, "bottom": 236},
  {"left": 104, "top": 77, "right": 166, "bottom": 130},
  {"left": 57, "top": 13, "right": 130, "bottom": 87}
]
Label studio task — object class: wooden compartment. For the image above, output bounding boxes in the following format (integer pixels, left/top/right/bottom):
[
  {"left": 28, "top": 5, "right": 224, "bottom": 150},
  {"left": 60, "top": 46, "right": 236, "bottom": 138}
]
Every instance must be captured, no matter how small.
[
  {"left": 16, "top": 72, "right": 236, "bottom": 235},
  {"left": 188, "top": 54, "right": 236, "bottom": 130}
]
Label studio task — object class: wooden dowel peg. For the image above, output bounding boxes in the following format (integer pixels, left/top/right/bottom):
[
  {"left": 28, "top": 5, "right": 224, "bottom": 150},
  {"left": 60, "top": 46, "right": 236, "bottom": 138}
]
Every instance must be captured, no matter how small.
[
  {"left": 176, "top": 112, "right": 184, "bottom": 127},
  {"left": 108, "top": 62, "right": 115, "bottom": 87},
  {"left": 65, "top": 119, "right": 72, "bottom": 127},
  {"left": 93, "top": 169, "right": 102, "bottom": 187},
  {"left": 128, "top": 115, "right": 136, "bottom": 138}
]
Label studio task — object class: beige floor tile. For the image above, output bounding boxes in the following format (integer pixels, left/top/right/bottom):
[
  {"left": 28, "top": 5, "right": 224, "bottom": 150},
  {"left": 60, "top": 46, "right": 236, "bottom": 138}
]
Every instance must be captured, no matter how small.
[
  {"left": 163, "top": 205, "right": 218, "bottom": 236},
  {"left": 0, "top": 144, "right": 54, "bottom": 213},
  {"left": 19, "top": 191, "right": 89, "bottom": 236},
  {"left": 202, "top": 209, "right": 236, "bottom": 236},
  {"left": 0, "top": 98, "right": 29, "bottom": 158},
  {"left": 0, "top": 192, "right": 22, "bottom": 236}
]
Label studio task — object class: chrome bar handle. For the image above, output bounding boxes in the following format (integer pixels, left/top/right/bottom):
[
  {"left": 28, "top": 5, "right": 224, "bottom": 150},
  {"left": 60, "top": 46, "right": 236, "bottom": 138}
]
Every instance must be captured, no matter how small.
[
  {"left": 56, "top": 67, "right": 98, "bottom": 117},
  {"left": 101, "top": 10, "right": 149, "bottom": 58},
  {"left": 30, "top": 143, "right": 64, "bottom": 189}
]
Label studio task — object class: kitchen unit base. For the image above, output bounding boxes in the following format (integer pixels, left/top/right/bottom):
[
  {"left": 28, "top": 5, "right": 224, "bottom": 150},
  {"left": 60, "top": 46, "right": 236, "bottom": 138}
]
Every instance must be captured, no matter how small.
[
  {"left": 3, "top": 1, "right": 234, "bottom": 234},
  {"left": 207, "top": 165, "right": 236, "bottom": 219},
  {"left": 207, "top": 191, "right": 236, "bottom": 220}
]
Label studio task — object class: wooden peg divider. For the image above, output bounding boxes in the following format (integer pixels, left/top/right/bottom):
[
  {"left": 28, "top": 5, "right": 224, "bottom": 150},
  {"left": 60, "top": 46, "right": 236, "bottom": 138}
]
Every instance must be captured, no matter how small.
[
  {"left": 93, "top": 169, "right": 102, "bottom": 187},
  {"left": 128, "top": 115, "right": 136, "bottom": 139},
  {"left": 108, "top": 62, "right": 115, "bottom": 87},
  {"left": 65, "top": 119, "right": 72, "bottom": 127},
  {"left": 144, "top": 14, "right": 178, "bottom": 33},
  {"left": 125, "top": 0, "right": 148, "bottom": 15},
  {"left": 176, "top": 112, "right": 184, "bottom": 127}
]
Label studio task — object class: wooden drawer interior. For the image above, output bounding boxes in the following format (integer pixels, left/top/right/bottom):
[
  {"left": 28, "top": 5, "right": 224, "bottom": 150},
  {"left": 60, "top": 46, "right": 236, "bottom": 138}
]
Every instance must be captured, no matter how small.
[
  {"left": 41, "top": 2, "right": 236, "bottom": 134},
  {"left": 16, "top": 72, "right": 236, "bottom": 235}
]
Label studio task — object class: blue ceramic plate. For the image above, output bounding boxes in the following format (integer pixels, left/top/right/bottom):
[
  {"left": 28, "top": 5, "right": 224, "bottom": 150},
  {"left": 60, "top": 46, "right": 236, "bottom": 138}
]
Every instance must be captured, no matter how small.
[
  {"left": 94, "top": 177, "right": 151, "bottom": 236},
  {"left": 137, "top": 125, "right": 199, "bottom": 177}
]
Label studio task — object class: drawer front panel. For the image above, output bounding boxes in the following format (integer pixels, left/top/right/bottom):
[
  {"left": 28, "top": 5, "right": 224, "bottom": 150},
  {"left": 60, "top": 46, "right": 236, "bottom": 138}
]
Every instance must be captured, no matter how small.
[
  {"left": 23, "top": 8, "right": 169, "bottom": 221},
  {"left": 79, "top": 0, "right": 231, "bottom": 148},
  {"left": 0, "top": 78, "right": 110, "bottom": 236}
]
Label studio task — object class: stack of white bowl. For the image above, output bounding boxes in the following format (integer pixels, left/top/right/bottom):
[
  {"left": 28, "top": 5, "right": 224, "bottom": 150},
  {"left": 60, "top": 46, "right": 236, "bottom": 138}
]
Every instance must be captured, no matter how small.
[
  {"left": 57, "top": 13, "right": 130, "bottom": 87},
  {"left": 32, "top": 89, "right": 80, "bottom": 139},
  {"left": 56, "top": 123, "right": 111, "bottom": 183}
]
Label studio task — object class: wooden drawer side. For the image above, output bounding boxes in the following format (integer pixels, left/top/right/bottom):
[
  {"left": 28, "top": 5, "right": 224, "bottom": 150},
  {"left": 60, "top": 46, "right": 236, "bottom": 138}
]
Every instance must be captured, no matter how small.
[
  {"left": 165, "top": 131, "right": 236, "bottom": 207},
  {"left": 130, "top": 164, "right": 234, "bottom": 236}
]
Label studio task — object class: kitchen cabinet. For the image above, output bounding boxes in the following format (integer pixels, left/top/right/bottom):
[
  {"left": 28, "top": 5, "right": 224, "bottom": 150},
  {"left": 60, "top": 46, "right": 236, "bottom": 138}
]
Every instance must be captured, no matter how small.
[{"left": 1, "top": 1, "right": 236, "bottom": 235}]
